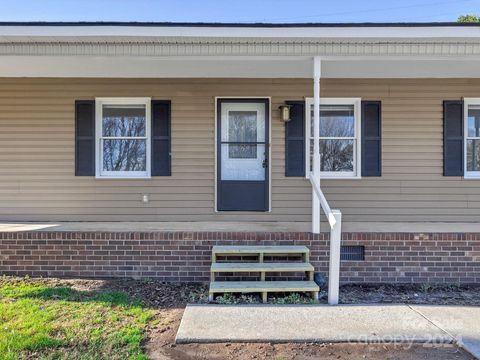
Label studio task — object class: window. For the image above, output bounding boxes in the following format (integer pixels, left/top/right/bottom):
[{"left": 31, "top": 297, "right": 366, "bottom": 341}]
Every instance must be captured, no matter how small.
[
  {"left": 95, "top": 98, "right": 151, "bottom": 178},
  {"left": 465, "top": 99, "right": 480, "bottom": 178},
  {"left": 306, "top": 98, "right": 361, "bottom": 178},
  {"left": 227, "top": 111, "right": 258, "bottom": 159}
]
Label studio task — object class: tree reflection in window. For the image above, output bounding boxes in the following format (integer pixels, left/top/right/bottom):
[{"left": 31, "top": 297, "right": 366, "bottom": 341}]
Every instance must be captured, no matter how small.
[
  {"left": 102, "top": 105, "right": 147, "bottom": 172},
  {"left": 228, "top": 111, "right": 257, "bottom": 159},
  {"left": 319, "top": 139, "right": 354, "bottom": 171},
  {"left": 310, "top": 105, "right": 356, "bottom": 173}
]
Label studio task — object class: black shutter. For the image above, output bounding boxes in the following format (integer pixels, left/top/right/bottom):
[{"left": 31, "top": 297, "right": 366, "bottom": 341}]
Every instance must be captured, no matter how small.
[
  {"left": 443, "top": 100, "right": 464, "bottom": 176},
  {"left": 361, "top": 101, "right": 382, "bottom": 177},
  {"left": 151, "top": 100, "right": 171, "bottom": 176},
  {"left": 285, "top": 101, "right": 305, "bottom": 177},
  {"left": 75, "top": 100, "right": 95, "bottom": 176}
]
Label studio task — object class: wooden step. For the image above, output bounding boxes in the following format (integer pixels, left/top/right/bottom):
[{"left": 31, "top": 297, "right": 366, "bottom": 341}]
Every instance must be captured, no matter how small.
[
  {"left": 211, "top": 262, "right": 314, "bottom": 273},
  {"left": 209, "top": 246, "right": 317, "bottom": 303},
  {"left": 212, "top": 245, "right": 309, "bottom": 256},
  {"left": 209, "top": 281, "right": 319, "bottom": 294}
]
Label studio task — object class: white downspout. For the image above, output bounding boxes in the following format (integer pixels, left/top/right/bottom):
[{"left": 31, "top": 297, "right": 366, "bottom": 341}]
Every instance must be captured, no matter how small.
[{"left": 312, "top": 57, "right": 321, "bottom": 234}]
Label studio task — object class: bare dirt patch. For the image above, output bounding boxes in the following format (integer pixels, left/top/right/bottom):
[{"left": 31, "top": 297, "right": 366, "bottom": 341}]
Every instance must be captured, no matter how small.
[
  {"left": 5, "top": 277, "right": 479, "bottom": 307},
  {"left": 96, "top": 278, "right": 480, "bottom": 306},
  {"left": 338, "top": 283, "right": 480, "bottom": 306},
  {"left": 152, "top": 338, "right": 474, "bottom": 360}
]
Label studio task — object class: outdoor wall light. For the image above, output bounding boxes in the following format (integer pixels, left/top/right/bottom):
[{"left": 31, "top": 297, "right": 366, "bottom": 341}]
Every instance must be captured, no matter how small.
[{"left": 279, "top": 104, "right": 292, "bottom": 122}]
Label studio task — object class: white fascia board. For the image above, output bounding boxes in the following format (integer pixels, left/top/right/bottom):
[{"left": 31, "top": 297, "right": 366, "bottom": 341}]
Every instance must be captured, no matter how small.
[
  {"left": 1, "top": 25, "right": 480, "bottom": 42},
  {"left": 5, "top": 56, "right": 480, "bottom": 78}
]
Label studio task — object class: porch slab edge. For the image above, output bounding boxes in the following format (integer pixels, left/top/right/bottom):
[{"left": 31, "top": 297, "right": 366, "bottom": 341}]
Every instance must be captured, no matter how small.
[{"left": 1, "top": 221, "right": 480, "bottom": 234}]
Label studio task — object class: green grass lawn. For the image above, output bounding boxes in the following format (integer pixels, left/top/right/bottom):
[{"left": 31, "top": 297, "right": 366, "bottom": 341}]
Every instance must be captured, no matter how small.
[{"left": 0, "top": 277, "right": 155, "bottom": 360}]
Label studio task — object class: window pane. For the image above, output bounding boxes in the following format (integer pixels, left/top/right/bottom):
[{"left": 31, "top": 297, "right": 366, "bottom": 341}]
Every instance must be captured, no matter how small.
[
  {"left": 102, "top": 105, "right": 146, "bottom": 137},
  {"left": 221, "top": 144, "right": 265, "bottom": 180},
  {"left": 310, "top": 105, "right": 355, "bottom": 137},
  {"left": 320, "top": 139, "right": 354, "bottom": 172},
  {"left": 320, "top": 105, "right": 355, "bottom": 137},
  {"left": 103, "top": 139, "right": 146, "bottom": 172},
  {"left": 467, "top": 139, "right": 480, "bottom": 172},
  {"left": 228, "top": 111, "right": 258, "bottom": 142},
  {"left": 468, "top": 106, "right": 480, "bottom": 137}
]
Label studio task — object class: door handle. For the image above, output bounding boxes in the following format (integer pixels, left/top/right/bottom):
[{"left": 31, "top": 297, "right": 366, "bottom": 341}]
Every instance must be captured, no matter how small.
[{"left": 262, "top": 159, "right": 268, "bottom": 168}]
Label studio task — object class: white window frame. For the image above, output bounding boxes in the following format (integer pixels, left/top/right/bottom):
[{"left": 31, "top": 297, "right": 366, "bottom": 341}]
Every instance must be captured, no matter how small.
[
  {"left": 95, "top": 97, "right": 151, "bottom": 179},
  {"left": 464, "top": 98, "right": 480, "bottom": 179},
  {"left": 305, "top": 97, "right": 362, "bottom": 179}
]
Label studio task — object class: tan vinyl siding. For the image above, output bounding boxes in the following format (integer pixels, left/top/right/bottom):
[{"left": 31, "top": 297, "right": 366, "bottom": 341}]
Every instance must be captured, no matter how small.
[{"left": 0, "top": 77, "right": 476, "bottom": 222}]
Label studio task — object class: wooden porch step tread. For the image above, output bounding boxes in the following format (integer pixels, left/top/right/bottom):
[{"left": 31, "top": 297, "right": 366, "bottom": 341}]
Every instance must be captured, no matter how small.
[
  {"left": 211, "top": 262, "right": 314, "bottom": 273},
  {"left": 209, "top": 281, "right": 319, "bottom": 293},
  {"left": 212, "top": 245, "right": 309, "bottom": 255}
]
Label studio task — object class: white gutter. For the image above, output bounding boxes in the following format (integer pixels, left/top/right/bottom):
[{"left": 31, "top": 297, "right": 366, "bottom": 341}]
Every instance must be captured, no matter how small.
[{"left": 0, "top": 25, "right": 480, "bottom": 42}]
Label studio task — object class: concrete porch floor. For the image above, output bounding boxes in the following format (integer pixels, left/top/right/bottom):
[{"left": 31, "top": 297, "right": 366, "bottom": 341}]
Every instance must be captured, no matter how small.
[{"left": 1, "top": 221, "right": 480, "bottom": 233}]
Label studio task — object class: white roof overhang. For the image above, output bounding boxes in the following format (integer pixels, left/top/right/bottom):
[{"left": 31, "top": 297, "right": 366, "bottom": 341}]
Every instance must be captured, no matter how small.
[
  {"left": 1, "top": 24, "right": 480, "bottom": 41},
  {"left": 1, "top": 23, "right": 480, "bottom": 78}
]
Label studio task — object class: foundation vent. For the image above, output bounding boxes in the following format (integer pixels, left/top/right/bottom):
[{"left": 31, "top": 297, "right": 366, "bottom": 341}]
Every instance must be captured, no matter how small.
[{"left": 340, "top": 245, "right": 365, "bottom": 261}]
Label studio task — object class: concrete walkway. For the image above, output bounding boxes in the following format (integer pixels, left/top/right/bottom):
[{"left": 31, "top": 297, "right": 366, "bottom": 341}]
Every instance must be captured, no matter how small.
[{"left": 176, "top": 304, "right": 480, "bottom": 359}]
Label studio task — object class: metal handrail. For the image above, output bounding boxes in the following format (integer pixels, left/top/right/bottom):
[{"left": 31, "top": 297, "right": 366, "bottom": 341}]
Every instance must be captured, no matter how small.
[{"left": 309, "top": 172, "right": 336, "bottom": 228}]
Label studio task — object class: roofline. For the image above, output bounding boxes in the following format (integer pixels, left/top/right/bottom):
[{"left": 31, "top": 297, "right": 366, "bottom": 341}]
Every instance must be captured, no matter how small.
[{"left": 0, "top": 21, "right": 478, "bottom": 28}]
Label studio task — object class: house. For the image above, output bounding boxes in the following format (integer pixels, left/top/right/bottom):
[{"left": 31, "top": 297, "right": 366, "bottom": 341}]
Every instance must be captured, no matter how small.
[{"left": 0, "top": 22, "right": 479, "bottom": 285}]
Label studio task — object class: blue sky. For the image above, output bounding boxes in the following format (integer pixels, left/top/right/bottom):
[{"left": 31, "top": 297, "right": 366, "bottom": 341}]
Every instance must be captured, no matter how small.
[{"left": 0, "top": 0, "right": 479, "bottom": 23}]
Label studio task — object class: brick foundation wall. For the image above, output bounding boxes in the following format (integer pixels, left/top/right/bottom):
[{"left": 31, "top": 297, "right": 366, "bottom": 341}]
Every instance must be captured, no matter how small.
[{"left": 1, "top": 231, "right": 479, "bottom": 284}]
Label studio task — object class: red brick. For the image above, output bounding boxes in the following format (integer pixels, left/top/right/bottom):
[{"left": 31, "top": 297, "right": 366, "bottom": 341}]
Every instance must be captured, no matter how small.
[{"left": 0, "top": 230, "right": 479, "bottom": 284}]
